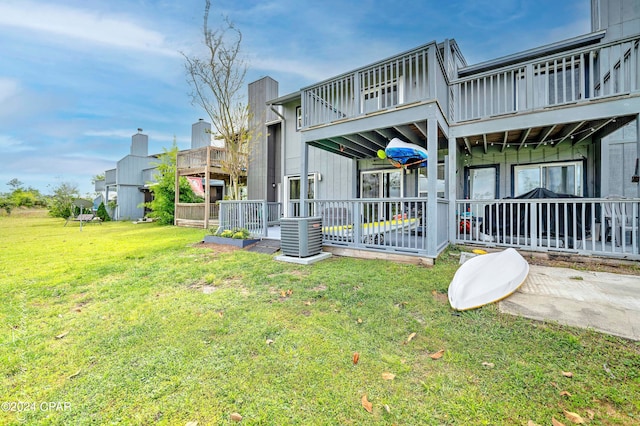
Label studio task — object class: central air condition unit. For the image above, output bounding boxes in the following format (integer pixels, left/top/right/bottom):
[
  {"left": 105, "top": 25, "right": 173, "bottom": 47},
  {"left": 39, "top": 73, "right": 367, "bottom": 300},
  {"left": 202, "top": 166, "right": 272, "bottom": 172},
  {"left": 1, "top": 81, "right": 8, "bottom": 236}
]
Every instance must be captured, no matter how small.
[{"left": 280, "top": 216, "right": 323, "bottom": 257}]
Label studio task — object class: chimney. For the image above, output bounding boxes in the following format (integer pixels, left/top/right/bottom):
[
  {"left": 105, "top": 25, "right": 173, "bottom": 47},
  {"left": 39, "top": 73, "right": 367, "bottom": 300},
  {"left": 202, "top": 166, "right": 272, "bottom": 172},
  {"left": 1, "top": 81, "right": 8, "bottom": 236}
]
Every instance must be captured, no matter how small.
[
  {"left": 131, "top": 128, "right": 148, "bottom": 156},
  {"left": 191, "top": 118, "right": 212, "bottom": 149}
]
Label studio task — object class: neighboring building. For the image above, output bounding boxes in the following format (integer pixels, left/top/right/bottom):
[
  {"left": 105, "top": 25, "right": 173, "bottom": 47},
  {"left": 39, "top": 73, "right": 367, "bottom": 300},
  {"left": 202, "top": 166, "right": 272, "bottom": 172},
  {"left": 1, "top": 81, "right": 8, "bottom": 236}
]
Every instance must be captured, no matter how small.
[
  {"left": 95, "top": 120, "right": 225, "bottom": 221},
  {"left": 94, "top": 129, "right": 157, "bottom": 221},
  {"left": 233, "top": 0, "right": 640, "bottom": 262}
]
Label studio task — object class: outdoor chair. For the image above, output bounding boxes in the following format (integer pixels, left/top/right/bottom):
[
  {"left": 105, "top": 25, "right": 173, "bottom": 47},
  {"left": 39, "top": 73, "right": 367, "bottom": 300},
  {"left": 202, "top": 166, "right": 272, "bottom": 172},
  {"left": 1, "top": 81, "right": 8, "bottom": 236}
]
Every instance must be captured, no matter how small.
[{"left": 603, "top": 196, "right": 637, "bottom": 246}]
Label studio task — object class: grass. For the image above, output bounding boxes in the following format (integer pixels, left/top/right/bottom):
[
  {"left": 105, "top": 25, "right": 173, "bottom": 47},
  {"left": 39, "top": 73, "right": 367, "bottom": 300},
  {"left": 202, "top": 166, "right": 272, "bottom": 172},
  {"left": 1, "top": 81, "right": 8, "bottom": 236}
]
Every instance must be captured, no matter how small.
[{"left": 1, "top": 209, "right": 639, "bottom": 425}]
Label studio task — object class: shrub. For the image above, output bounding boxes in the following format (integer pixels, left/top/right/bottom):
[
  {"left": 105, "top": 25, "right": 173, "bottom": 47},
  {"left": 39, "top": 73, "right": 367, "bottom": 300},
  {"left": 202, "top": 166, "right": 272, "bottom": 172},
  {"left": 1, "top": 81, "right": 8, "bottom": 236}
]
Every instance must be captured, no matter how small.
[
  {"left": 215, "top": 227, "right": 250, "bottom": 239},
  {"left": 96, "top": 202, "right": 111, "bottom": 222}
]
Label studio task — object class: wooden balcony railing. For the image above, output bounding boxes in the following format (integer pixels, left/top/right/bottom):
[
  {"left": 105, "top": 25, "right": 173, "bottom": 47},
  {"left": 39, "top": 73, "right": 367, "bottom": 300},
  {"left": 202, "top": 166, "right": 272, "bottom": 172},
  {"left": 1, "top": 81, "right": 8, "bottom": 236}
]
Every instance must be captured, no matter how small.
[{"left": 177, "top": 146, "right": 228, "bottom": 169}]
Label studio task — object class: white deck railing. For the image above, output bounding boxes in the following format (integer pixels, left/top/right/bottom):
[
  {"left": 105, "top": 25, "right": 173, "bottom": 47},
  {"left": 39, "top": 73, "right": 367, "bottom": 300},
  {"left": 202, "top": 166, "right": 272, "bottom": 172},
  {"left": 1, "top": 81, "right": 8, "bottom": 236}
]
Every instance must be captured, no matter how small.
[
  {"left": 454, "top": 36, "right": 640, "bottom": 122},
  {"left": 287, "top": 198, "right": 448, "bottom": 257},
  {"left": 218, "top": 201, "right": 281, "bottom": 237},
  {"left": 455, "top": 198, "right": 640, "bottom": 258}
]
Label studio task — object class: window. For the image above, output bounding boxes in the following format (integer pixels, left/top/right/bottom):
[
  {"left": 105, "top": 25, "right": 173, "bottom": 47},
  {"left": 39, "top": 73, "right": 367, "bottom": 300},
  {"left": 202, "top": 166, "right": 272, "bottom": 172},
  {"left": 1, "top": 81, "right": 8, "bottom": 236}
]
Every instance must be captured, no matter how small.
[
  {"left": 360, "top": 169, "right": 403, "bottom": 198},
  {"left": 361, "top": 78, "right": 403, "bottom": 113},
  {"left": 418, "top": 164, "right": 446, "bottom": 198},
  {"left": 295, "top": 106, "right": 302, "bottom": 130},
  {"left": 288, "top": 175, "right": 315, "bottom": 200},
  {"left": 466, "top": 166, "right": 498, "bottom": 200},
  {"left": 514, "top": 161, "right": 583, "bottom": 196},
  {"left": 285, "top": 175, "right": 316, "bottom": 217}
]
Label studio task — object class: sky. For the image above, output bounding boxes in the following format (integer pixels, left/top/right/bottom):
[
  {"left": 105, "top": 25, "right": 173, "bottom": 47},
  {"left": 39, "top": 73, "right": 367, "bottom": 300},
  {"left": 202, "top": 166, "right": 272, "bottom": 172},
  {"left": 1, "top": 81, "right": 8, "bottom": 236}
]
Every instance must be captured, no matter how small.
[{"left": 0, "top": 0, "right": 592, "bottom": 196}]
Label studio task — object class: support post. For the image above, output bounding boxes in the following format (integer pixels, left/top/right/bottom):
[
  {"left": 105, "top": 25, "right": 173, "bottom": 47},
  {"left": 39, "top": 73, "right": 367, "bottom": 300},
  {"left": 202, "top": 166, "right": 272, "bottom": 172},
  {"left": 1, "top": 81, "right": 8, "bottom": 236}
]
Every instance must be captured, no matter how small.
[
  {"left": 204, "top": 147, "right": 211, "bottom": 229},
  {"left": 447, "top": 135, "right": 457, "bottom": 244},
  {"left": 426, "top": 118, "right": 438, "bottom": 256},
  {"left": 300, "top": 136, "right": 310, "bottom": 217},
  {"left": 174, "top": 168, "right": 180, "bottom": 226}
]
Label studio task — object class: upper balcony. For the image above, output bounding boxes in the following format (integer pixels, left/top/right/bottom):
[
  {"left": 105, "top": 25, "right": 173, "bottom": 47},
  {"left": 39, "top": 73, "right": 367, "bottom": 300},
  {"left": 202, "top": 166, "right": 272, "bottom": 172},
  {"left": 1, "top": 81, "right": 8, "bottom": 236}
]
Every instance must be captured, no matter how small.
[
  {"left": 301, "top": 41, "right": 458, "bottom": 129},
  {"left": 177, "top": 146, "right": 227, "bottom": 171},
  {"left": 105, "top": 169, "right": 116, "bottom": 186},
  {"left": 453, "top": 34, "right": 640, "bottom": 123}
]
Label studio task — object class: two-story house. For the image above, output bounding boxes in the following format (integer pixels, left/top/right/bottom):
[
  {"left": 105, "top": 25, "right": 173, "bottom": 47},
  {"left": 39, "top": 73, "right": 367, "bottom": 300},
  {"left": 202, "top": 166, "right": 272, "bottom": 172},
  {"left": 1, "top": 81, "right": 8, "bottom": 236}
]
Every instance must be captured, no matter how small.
[{"left": 224, "top": 0, "right": 640, "bottom": 263}]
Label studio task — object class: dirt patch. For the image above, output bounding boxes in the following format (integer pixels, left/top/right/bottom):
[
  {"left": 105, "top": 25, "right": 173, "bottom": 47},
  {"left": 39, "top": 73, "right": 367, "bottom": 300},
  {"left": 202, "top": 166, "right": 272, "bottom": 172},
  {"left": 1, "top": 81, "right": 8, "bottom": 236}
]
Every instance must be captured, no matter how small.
[
  {"left": 195, "top": 241, "right": 240, "bottom": 254},
  {"left": 525, "top": 255, "right": 640, "bottom": 276}
]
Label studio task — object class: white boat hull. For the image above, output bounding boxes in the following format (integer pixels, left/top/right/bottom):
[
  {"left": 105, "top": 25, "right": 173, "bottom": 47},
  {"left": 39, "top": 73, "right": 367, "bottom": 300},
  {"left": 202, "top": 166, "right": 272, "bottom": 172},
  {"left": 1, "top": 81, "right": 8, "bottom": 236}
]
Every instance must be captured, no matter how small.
[{"left": 448, "top": 248, "right": 529, "bottom": 311}]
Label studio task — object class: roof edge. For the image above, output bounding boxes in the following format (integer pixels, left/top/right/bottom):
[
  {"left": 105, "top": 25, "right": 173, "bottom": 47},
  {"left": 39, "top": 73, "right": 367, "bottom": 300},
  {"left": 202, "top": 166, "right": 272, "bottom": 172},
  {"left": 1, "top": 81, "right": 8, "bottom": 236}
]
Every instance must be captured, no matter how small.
[{"left": 459, "top": 30, "right": 607, "bottom": 77}]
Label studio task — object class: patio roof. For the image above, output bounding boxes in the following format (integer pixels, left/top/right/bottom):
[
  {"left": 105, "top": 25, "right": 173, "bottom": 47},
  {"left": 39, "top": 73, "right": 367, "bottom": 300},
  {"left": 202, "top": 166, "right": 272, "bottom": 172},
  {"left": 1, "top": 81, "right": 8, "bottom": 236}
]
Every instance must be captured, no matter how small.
[{"left": 456, "top": 114, "right": 637, "bottom": 154}]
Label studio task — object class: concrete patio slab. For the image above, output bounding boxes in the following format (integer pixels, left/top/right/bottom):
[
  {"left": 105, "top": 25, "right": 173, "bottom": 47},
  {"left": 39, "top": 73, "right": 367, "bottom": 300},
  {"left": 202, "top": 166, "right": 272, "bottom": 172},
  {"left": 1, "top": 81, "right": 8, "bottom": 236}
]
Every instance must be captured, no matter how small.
[{"left": 499, "top": 265, "right": 640, "bottom": 341}]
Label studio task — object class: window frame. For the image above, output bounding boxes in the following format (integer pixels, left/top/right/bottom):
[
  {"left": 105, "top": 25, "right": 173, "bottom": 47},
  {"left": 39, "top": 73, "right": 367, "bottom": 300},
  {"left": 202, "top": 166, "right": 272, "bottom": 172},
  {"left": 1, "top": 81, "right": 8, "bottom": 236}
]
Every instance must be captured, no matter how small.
[{"left": 512, "top": 160, "right": 585, "bottom": 197}]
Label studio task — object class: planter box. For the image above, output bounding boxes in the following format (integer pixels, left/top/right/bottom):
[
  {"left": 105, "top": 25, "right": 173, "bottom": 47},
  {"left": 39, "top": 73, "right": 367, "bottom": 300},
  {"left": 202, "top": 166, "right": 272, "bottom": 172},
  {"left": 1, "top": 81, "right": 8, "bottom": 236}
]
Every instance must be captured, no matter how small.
[{"left": 203, "top": 235, "right": 260, "bottom": 248}]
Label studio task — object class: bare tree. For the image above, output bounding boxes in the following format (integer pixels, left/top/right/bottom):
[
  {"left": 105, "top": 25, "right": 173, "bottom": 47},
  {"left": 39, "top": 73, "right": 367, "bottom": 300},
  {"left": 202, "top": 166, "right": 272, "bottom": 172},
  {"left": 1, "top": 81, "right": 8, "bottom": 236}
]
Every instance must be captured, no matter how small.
[{"left": 183, "top": 0, "right": 254, "bottom": 200}]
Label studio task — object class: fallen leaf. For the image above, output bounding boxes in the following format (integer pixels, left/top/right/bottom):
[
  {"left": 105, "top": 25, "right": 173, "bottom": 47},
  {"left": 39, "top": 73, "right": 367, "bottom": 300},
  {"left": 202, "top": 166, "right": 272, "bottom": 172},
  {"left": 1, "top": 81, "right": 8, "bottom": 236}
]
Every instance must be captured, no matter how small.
[
  {"left": 384, "top": 404, "right": 391, "bottom": 413},
  {"left": 552, "top": 418, "right": 566, "bottom": 426},
  {"left": 381, "top": 372, "right": 395, "bottom": 380},
  {"left": 304, "top": 301, "right": 312, "bottom": 306},
  {"left": 527, "top": 421, "right": 541, "bottom": 426},
  {"left": 266, "top": 339, "right": 274, "bottom": 345},
  {"left": 280, "top": 290, "right": 286, "bottom": 297},
  {"left": 562, "top": 371, "right": 573, "bottom": 378},
  {"left": 55, "top": 331, "right": 69, "bottom": 339},
  {"left": 560, "top": 390, "right": 572, "bottom": 397},
  {"left": 186, "top": 422, "right": 198, "bottom": 426},
  {"left": 218, "top": 311, "right": 224, "bottom": 318},
  {"left": 74, "top": 308, "right": 82, "bottom": 313},
  {"left": 361, "top": 394, "right": 373, "bottom": 413},
  {"left": 429, "top": 349, "right": 445, "bottom": 360},
  {"left": 603, "top": 363, "right": 615, "bottom": 379},
  {"left": 406, "top": 332, "right": 416, "bottom": 343},
  {"left": 481, "top": 362, "right": 495, "bottom": 368},
  {"left": 353, "top": 352, "right": 360, "bottom": 365},
  {"left": 357, "top": 318, "right": 363, "bottom": 324},
  {"left": 230, "top": 412, "right": 243, "bottom": 422},
  {"left": 69, "top": 369, "right": 81, "bottom": 379},
  {"left": 287, "top": 289, "right": 293, "bottom": 296},
  {"left": 563, "top": 410, "right": 584, "bottom": 424}
]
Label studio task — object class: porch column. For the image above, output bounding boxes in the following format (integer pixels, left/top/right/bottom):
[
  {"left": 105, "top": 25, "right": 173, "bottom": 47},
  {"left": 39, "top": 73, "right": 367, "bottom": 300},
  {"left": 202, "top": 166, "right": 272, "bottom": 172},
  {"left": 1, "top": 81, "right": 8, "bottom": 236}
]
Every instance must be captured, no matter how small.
[
  {"left": 426, "top": 118, "right": 438, "bottom": 256},
  {"left": 204, "top": 147, "right": 211, "bottom": 229},
  {"left": 448, "top": 135, "right": 457, "bottom": 243},
  {"left": 300, "top": 135, "right": 310, "bottom": 217},
  {"left": 636, "top": 114, "right": 640, "bottom": 198}
]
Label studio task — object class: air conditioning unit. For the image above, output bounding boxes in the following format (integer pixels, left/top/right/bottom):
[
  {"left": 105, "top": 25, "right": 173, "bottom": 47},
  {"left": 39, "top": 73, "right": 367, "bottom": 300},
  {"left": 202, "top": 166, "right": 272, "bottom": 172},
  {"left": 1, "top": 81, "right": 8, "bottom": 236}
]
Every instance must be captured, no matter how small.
[{"left": 280, "top": 216, "right": 323, "bottom": 257}]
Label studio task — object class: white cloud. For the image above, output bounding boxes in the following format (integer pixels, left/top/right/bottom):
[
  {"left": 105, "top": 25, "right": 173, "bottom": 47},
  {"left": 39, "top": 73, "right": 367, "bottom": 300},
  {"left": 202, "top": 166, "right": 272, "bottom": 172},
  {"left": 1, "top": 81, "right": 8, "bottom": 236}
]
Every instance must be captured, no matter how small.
[
  {"left": 0, "top": 135, "right": 36, "bottom": 153},
  {"left": 0, "top": 1, "right": 179, "bottom": 57}
]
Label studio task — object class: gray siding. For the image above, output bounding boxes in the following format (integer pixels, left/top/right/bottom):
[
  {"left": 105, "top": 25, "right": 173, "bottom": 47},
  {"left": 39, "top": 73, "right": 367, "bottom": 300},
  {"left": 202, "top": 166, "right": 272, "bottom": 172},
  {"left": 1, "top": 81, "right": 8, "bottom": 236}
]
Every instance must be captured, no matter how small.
[
  {"left": 603, "top": 119, "right": 639, "bottom": 197},
  {"left": 594, "top": 0, "right": 640, "bottom": 41},
  {"left": 248, "top": 76, "right": 280, "bottom": 200},
  {"left": 116, "top": 155, "right": 156, "bottom": 186},
  {"left": 462, "top": 141, "right": 596, "bottom": 198},
  {"left": 279, "top": 98, "right": 355, "bottom": 201},
  {"left": 116, "top": 185, "right": 146, "bottom": 220},
  {"left": 191, "top": 119, "right": 212, "bottom": 149}
]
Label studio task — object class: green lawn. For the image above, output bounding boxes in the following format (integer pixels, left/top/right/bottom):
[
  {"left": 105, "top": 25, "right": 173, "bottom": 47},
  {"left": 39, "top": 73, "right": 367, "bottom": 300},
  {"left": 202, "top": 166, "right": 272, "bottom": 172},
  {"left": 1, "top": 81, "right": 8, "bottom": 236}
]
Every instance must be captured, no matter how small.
[{"left": 1, "top": 210, "right": 638, "bottom": 425}]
